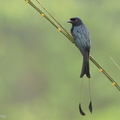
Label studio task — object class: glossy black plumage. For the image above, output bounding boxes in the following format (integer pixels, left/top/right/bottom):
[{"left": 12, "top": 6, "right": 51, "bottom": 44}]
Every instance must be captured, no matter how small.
[{"left": 68, "top": 17, "right": 91, "bottom": 78}]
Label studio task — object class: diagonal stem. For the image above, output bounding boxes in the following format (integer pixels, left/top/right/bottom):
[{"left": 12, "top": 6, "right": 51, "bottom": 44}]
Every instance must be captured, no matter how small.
[
  {"left": 90, "top": 56, "right": 120, "bottom": 90},
  {"left": 36, "top": 0, "right": 72, "bottom": 40}
]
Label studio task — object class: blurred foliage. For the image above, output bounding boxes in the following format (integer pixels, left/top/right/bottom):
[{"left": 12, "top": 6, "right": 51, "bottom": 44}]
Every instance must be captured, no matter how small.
[{"left": 0, "top": 0, "right": 120, "bottom": 120}]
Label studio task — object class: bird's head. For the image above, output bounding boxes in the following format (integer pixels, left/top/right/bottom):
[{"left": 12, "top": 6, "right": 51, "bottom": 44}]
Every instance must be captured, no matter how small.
[{"left": 67, "top": 17, "right": 83, "bottom": 26}]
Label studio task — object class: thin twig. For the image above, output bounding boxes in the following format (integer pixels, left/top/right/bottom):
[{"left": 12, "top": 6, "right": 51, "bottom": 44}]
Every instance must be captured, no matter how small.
[{"left": 109, "top": 56, "right": 120, "bottom": 70}]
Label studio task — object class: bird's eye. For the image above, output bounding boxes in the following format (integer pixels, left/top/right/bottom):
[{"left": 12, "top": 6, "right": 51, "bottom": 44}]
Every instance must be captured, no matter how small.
[
  {"left": 70, "top": 18, "right": 78, "bottom": 22},
  {"left": 75, "top": 19, "right": 78, "bottom": 22}
]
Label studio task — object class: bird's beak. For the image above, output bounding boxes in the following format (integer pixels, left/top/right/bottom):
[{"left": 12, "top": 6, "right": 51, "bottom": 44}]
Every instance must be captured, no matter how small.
[{"left": 67, "top": 20, "right": 72, "bottom": 23}]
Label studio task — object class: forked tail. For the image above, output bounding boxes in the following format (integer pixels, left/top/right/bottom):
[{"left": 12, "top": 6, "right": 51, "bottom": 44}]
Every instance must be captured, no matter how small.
[{"left": 80, "top": 57, "right": 90, "bottom": 78}]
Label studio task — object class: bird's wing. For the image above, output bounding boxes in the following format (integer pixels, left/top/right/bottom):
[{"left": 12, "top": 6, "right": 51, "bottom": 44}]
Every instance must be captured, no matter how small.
[{"left": 74, "top": 25, "right": 91, "bottom": 51}]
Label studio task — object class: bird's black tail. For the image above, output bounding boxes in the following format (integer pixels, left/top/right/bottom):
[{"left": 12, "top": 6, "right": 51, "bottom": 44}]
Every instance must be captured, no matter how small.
[{"left": 80, "top": 57, "right": 90, "bottom": 78}]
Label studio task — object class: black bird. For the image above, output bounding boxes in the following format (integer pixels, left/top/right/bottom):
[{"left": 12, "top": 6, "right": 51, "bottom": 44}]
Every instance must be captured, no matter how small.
[
  {"left": 67, "top": 17, "right": 92, "bottom": 115},
  {"left": 67, "top": 17, "right": 91, "bottom": 78}
]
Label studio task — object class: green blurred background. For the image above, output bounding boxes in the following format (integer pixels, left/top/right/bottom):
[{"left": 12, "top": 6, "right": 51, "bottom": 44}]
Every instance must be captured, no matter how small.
[{"left": 0, "top": 0, "right": 120, "bottom": 120}]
